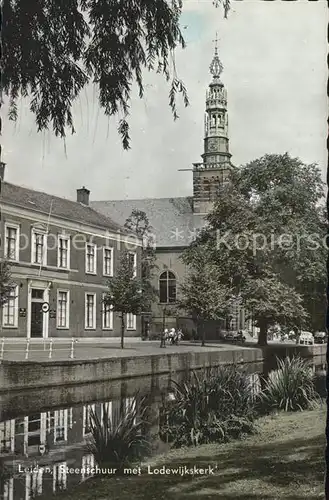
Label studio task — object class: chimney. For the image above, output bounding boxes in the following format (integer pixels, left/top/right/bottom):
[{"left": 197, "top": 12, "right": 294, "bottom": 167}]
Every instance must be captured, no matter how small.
[
  {"left": 77, "top": 186, "right": 90, "bottom": 205},
  {"left": 0, "top": 162, "right": 6, "bottom": 181}
]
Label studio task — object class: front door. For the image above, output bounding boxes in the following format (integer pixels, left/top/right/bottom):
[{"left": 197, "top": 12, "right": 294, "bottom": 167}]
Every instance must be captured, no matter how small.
[{"left": 31, "top": 302, "right": 43, "bottom": 338}]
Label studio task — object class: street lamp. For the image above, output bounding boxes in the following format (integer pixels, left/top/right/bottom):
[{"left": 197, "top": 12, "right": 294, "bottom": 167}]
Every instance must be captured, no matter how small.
[{"left": 162, "top": 305, "right": 167, "bottom": 332}]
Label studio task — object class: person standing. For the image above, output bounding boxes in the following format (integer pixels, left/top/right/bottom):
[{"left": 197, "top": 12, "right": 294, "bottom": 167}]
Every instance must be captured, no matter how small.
[
  {"left": 169, "top": 328, "right": 175, "bottom": 345},
  {"left": 145, "top": 320, "right": 150, "bottom": 340},
  {"left": 160, "top": 329, "right": 168, "bottom": 348},
  {"left": 177, "top": 329, "right": 183, "bottom": 344}
]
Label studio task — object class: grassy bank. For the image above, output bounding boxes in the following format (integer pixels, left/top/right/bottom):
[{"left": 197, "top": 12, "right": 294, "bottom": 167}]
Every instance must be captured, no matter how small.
[{"left": 54, "top": 406, "right": 325, "bottom": 500}]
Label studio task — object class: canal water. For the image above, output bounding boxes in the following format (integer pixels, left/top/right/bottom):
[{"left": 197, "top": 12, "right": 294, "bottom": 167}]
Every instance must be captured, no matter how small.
[{"left": 0, "top": 356, "right": 326, "bottom": 500}]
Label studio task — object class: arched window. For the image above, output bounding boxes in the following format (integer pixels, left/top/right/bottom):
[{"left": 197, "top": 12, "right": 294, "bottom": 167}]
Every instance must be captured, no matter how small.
[{"left": 159, "top": 271, "right": 176, "bottom": 304}]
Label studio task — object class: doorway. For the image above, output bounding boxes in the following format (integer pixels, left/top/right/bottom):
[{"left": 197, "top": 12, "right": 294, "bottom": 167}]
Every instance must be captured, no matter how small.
[{"left": 30, "top": 289, "right": 44, "bottom": 338}]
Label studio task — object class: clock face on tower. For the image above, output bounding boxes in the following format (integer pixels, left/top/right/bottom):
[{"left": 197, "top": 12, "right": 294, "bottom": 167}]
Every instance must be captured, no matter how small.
[{"left": 208, "top": 138, "right": 217, "bottom": 152}]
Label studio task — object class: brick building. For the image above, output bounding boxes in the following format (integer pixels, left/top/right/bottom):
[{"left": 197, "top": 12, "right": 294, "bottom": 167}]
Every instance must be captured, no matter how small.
[{"left": 0, "top": 165, "right": 142, "bottom": 338}]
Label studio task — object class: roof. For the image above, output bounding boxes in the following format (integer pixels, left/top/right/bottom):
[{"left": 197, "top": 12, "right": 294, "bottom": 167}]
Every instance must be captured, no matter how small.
[
  {"left": 91, "top": 197, "right": 206, "bottom": 248},
  {"left": 1, "top": 182, "right": 127, "bottom": 233}
]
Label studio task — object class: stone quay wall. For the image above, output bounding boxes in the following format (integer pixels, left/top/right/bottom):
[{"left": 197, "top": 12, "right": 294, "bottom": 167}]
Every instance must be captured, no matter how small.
[
  {"left": 0, "top": 347, "right": 264, "bottom": 392},
  {"left": 0, "top": 343, "right": 325, "bottom": 393}
]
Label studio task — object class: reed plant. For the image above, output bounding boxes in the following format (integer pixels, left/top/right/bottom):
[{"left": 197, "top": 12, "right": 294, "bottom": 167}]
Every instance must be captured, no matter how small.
[
  {"left": 87, "top": 396, "right": 150, "bottom": 474},
  {"left": 258, "top": 356, "right": 319, "bottom": 413},
  {"left": 160, "top": 365, "right": 257, "bottom": 447}
]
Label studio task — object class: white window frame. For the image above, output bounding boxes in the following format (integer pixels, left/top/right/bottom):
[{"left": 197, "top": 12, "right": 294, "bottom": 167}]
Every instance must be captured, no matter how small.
[
  {"left": 102, "top": 293, "right": 113, "bottom": 330},
  {"left": 57, "top": 235, "right": 70, "bottom": 269},
  {"left": 124, "top": 397, "right": 136, "bottom": 413},
  {"left": 2, "top": 285, "right": 18, "bottom": 328},
  {"left": 159, "top": 270, "right": 177, "bottom": 304},
  {"left": 102, "top": 246, "right": 113, "bottom": 277},
  {"left": 4, "top": 222, "right": 20, "bottom": 261},
  {"left": 82, "top": 404, "right": 95, "bottom": 437},
  {"left": 68, "top": 408, "right": 73, "bottom": 429},
  {"left": 3, "top": 477, "right": 14, "bottom": 500},
  {"left": 81, "top": 454, "right": 95, "bottom": 480},
  {"left": 124, "top": 397, "right": 137, "bottom": 424},
  {"left": 100, "top": 402, "right": 113, "bottom": 425},
  {"left": 128, "top": 252, "right": 137, "bottom": 278},
  {"left": 54, "top": 409, "right": 68, "bottom": 443},
  {"left": 85, "top": 242, "right": 97, "bottom": 275},
  {"left": 25, "top": 468, "right": 44, "bottom": 500},
  {"left": 31, "top": 228, "right": 47, "bottom": 266},
  {"left": 53, "top": 461, "right": 67, "bottom": 493},
  {"left": 56, "top": 290, "right": 70, "bottom": 329},
  {"left": 0, "top": 419, "right": 15, "bottom": 453},
  {"left": 47, "top": 412, "right": 52, "bottom": 433},
  {"left": 126, "top": 312, "right": 137, "bottom": 331},
  {"left": 85, "top": 293, "right": 96, "bottom": 330}
]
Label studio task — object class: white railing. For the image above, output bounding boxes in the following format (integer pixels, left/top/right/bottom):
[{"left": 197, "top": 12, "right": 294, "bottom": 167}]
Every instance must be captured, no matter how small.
[
  {"left": 0, "top": 337, "right": 4, "bottom": 360},
  {"left": 48, "top": 338, "right": 53, "bottom": 359},
  {"left": 0, "top": 338, "right": 79, "bottom": 362},
  {"left": 25, "top": 339, "right": 30, "bottom": 360}
]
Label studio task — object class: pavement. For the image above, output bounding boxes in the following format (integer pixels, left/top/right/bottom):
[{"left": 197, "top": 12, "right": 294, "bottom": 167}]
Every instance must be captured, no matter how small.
[
  {"left": 1, "top": 336, "right": 319, "bottom": 363},
  {"left": 0, "top": 338, "right": 250, "bottom": 362}
]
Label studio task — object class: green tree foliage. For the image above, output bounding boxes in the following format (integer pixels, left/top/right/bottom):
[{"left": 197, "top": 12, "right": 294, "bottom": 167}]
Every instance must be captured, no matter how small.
[
  {"left": 0, "top": 260, "right": 13, "bottom": 307},
  {"left": 104, "top": 251, "right": 147, "bottom": 348},
  {"left": 241, "top": 276, "right": 308, "bottom": 344},
  {"left": 124, "top": 209, "right": 158, "bottom": 306},
  {"left": 2, "top": 0, "right": 229, "bottom": 149},
  {"left": 183, "top": 153, "right": 326, "bottom": 346},
  {"left": 178, "top": 246, "right": 232, "bottom": 345}
]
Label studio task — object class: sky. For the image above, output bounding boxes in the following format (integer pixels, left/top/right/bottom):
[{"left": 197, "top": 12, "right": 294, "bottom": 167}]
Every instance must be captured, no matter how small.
[{"left": 2, "top": 0, "right": 327, "bottom": 202}]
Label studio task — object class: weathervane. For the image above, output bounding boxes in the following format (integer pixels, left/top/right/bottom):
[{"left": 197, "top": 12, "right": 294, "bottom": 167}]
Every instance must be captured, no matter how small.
[{"left": 209, "top": 32, "right": 223, "bottom": 79}]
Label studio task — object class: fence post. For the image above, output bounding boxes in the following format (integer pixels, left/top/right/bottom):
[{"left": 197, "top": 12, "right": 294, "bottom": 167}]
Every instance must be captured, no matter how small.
[
  {"left": 69, "top": 338, "right": 76, "bottom": 359},
  {"left": 48, "top": 338, "right": 53, "bottom": 359},
  {"left": 25, "top": 339, "right": 30, "bottom": 360},
  {"left": 0, "top": 337, "right": 4, "bottom": 361}
]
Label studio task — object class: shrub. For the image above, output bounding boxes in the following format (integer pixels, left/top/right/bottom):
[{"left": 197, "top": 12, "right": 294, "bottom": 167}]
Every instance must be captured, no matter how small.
[
  {"left": 258, "top": 356, "right": 319, "bottom": 413},
  {"left": 159, "top": 365, "right": 257, "bottom": 447},
  {"left": 86, "top": 396, "right": 150, "bottom": 474}
]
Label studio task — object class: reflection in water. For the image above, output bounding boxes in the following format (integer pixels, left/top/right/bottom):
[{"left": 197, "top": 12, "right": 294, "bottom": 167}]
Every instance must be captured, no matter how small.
[
  {"left": 0, "top": 361, "right": 326, "bottom": 500},
  {"left": 0, "top": 397, "right": 149, "bottom": 500}
]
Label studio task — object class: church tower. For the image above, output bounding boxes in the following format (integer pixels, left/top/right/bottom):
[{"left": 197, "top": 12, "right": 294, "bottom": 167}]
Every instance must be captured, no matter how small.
[{"left": 193, "top": 37, "right": 232, "bottom": 214}]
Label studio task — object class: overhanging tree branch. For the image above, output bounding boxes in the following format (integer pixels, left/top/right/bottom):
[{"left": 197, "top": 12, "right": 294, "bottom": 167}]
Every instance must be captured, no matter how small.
[{"left": 1, "top": 0, "right": 229, "bottom": 149}]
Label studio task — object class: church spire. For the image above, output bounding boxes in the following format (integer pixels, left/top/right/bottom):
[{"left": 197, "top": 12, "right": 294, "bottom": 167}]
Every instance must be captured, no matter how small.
[{"left": 209, "top": 33, "right": 223, "bottom": 81}]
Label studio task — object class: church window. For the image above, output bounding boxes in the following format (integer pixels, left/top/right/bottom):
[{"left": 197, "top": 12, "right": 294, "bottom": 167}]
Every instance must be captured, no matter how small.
[{"left": 159, "top": 271, "right": 176, "bottom": 304}]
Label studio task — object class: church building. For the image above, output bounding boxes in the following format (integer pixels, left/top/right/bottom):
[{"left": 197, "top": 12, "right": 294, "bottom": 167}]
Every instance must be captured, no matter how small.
[{"left": 92, "top": 42, "right": 245, "bottom": 336}]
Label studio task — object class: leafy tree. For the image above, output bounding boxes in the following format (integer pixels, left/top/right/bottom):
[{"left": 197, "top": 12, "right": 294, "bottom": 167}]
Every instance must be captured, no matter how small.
[
  {"left": 179, "top": 247, "right": 232, "bottom": 345},
  {"left": 124, "top": 209, "right": 153, "bottom": 240},
  {"left": 0, "top": 260, "right": 13, "bottom": 307},
  {"left": 234, "top": 153, "right": 327, "bottom": 337},
  {"left": 104, "top": 251, "right": 147, "bottom": 348},
  {"left": 241, "top": 276, "right": 308, "bottom": 344},
  {"left": 124, "top": 209, "right": 158, "bottom": 307},
  {"left": 2, "top": 0, "right": 229, "bottom": 149},
  {"left": 183, "top": 153, "right": 326, "bottom": 346}
]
